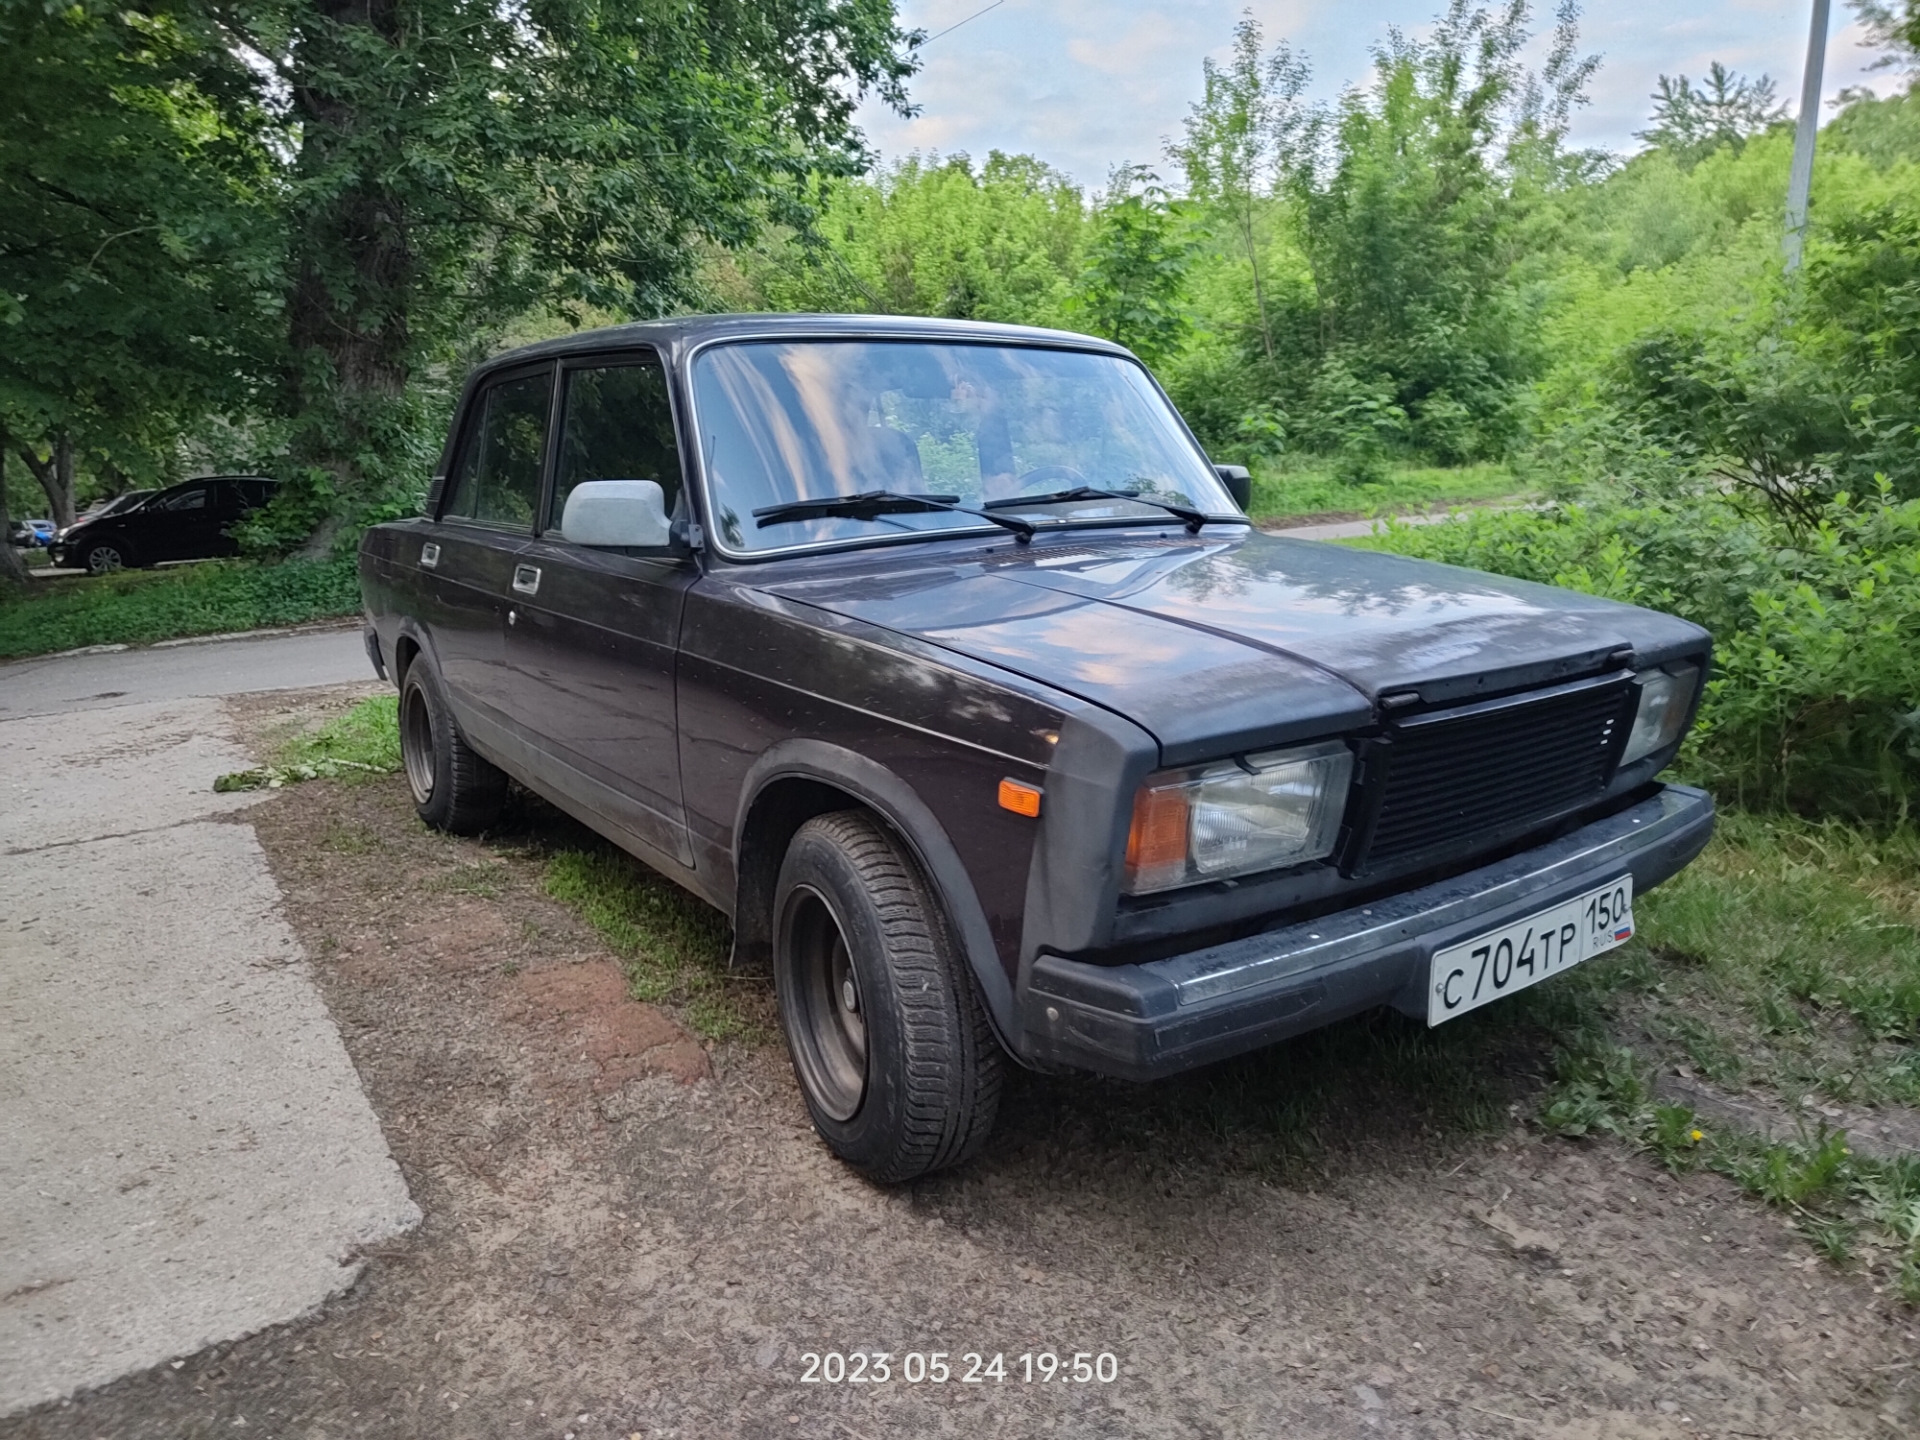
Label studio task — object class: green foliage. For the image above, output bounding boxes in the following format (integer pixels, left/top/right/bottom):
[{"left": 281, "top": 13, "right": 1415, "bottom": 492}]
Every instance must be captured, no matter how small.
[
  {"left": 0, "top": 1, "right": 279, "bottom": 493},
  {"left": 1067, "top": 168, "right": 1195, "bottom": 366},
  {"left": 1246, "top": 458, "right": 1517, "bottom": 520},
  {"left": 0, "top": 559, "right": 358, "bottom": 660},
  {"left": 738, "top": 151, "right": 1088, "bottom": 325},
  {"left": 1363, "top": 485, "right": 1920, "bottom": 816},
  {"left": 215, "top": 696, "right": 403, "bottom": 792},
  {"left": 1635, "top": 62, "right": 1786, "bottom": 169}
]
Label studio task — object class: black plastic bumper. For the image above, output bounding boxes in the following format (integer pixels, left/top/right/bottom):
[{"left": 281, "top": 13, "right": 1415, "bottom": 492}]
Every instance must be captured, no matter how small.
[{"left": 1018, "top": 784, "right": 1715, "bottom": 1080}]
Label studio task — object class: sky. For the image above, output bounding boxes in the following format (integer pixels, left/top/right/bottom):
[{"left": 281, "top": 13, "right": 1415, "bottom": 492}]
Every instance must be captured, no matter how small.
[{"left": 853, "top": 1, "right": 1904, "bottom": 188}]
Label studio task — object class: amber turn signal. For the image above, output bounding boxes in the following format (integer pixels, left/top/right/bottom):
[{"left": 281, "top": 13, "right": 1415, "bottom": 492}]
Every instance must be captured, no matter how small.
[
  {"left": 1125, "top": 784, "right": 1190, "bottom": 890},
  {"left": 997, "top": 778, "right": 1043, "bottom": 817}
]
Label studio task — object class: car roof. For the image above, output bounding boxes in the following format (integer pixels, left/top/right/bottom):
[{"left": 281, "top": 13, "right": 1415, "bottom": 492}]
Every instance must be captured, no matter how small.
[{"left": 467, "top": 312, "right": 1135, "bottom": 383}]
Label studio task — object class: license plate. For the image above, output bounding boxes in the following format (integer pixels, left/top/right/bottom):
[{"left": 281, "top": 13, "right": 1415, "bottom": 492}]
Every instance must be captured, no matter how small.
[{"left": 1427, "top": 877, "right": 1634, "bottom": 1026}]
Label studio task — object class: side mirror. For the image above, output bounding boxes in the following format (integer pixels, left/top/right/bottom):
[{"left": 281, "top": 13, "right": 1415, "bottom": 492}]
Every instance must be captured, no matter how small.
[
  {"left": 1214, "top": 464, "right": 1252, "bottom": 512},
  {"left": 560, "top": 480, "right": 673, "bottom": 549}
]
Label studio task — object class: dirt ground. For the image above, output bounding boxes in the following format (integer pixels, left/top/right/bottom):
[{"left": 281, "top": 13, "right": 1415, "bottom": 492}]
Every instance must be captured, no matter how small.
[{"left": 8, "top": 686, "right": 1917, "bottom": 1440}]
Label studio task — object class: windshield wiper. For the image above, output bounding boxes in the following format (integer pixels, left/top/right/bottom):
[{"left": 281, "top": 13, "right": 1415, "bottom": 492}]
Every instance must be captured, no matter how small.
[
  {"left": 753, "top": 489, "right": 1038, "bottom": 542},
  {"left": 982, "top": 486, "right": 1209, "bottom": 532}
]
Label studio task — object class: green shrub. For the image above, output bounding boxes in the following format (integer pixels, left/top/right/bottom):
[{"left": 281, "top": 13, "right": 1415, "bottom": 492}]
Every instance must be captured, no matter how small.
[
  {"left": 1363, "top": 484, "right": 1920, "bottom": 818},
  {"left": 0, "top": 557, "right": 359, "bottom": 660}
]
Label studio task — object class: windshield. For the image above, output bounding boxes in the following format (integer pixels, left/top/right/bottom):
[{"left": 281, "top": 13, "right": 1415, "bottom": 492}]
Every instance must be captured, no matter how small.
[{"left": 691, "top": 340, "right": 1233, "bottom": 554}]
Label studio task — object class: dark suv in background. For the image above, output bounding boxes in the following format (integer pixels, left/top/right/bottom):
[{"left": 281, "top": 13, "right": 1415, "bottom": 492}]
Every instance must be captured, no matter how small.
[{"left": 51, "top": 476, "right": 276, "bottom": 575}]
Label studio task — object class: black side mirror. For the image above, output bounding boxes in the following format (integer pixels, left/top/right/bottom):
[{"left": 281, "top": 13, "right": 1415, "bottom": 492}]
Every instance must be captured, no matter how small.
[{"left": 1214, "top": 464, "right": 1252, "bottom": 512}]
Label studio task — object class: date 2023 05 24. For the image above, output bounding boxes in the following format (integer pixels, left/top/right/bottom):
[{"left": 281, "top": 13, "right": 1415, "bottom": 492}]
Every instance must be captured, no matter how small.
[{"left": 799, "top": 1352, "right": 1121, "bottom": 1385}]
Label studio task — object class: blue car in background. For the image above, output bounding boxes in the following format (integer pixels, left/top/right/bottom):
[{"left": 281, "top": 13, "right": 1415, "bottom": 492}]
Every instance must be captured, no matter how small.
[{"left": 6, "top": 518, "right": 55, "bottom": 549}]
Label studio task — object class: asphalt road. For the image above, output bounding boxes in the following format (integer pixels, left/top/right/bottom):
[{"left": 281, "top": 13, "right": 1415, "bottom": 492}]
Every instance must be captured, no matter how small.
[
  {"left": 0, "top": 626, "right": 373, "bottom": 723},
  {"left": 0, "top": 631, "right": 416, "bottom": 1415}
]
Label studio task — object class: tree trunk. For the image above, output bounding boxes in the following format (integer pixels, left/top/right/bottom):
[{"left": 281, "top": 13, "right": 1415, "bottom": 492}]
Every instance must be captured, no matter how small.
[
  {"left": 14, "top": 432, "right": 77, "bottom": 529},
  {"left": 0, "top": 437, "right": 32, "bottom": 590},
  {"left": 284, "top": 0, "right": 416, "bottom": 558}
]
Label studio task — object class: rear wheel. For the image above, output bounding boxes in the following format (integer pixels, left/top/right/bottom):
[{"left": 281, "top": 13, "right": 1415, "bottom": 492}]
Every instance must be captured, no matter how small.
[
  {"left": 83, "top": 541, "right": 127, "bottom": 575},
  {"left": 399, "top": 653, "right": 507, "bottom": 834},
  {"left": 773, "top": 810, "right": 1002, "bottom": 1183}
]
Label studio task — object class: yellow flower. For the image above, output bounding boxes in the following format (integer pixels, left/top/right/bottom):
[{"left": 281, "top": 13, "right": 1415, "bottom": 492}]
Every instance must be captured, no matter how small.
[{"left": 1689, "top": 1129, "right": 1705, "bottom": 1142}]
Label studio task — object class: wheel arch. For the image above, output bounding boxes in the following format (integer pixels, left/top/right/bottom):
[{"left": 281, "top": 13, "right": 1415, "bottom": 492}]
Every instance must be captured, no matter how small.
[{"left": 731, "top": 741, "right": 1017, "bottom": 1052}]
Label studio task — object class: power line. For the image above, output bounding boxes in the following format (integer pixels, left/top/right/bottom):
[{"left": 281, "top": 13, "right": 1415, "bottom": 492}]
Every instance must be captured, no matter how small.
[{"left": 921, "top": 0, "right": 1007, "bottom": 48}]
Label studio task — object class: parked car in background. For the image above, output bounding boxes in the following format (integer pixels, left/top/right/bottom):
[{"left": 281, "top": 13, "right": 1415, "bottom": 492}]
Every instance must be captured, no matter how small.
[
  {"left": 50, "top": 477, "right": 275, "bottom": 575},
  {"left": 71, "top": 489, "right": 155, "bottom": 526},
  {"left": 7, "top": 518, "right": 56, "bottom": 549},
  {"left": 360, "top": 314, "right": 1714, "bottom": 1183}
]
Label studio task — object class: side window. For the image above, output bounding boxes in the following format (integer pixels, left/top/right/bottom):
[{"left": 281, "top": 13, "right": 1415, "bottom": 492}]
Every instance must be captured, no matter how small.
[
  {"left": 444, "top": 370, "right": 552, "bottom": 529},
  {"left": 160, "top": 486, "right": 208, "bottom": 512},
  {"left": 550, "top": 361, "right": 682, "bottom": 534}
]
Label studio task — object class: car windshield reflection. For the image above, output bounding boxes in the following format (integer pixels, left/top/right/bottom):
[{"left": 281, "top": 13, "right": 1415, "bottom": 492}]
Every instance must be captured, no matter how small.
[{"left": 691, "top": 340, "right": 1236, "bottom": 555}]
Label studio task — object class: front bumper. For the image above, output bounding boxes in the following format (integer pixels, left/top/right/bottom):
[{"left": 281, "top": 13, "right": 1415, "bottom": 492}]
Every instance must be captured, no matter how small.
[{"left": 1019, "top": 783, "right": 1714, "bottom": 1080}]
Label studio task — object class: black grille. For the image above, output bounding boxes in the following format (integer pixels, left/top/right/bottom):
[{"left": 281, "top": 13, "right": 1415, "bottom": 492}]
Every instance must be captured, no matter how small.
[{"left": 1352, "top": 675, "right": 1633, "bottom": 872}]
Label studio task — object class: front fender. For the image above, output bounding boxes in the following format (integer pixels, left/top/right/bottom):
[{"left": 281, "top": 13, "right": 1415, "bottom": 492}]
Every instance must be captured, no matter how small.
[{"left": 732, "top": 739, "right": 1016, "bottom": 1052}]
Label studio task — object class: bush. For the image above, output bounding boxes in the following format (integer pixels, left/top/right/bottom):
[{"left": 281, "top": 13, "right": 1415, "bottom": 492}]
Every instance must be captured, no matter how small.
[
  {"left": 0, "top": 557, "right": 359, "bottom": 660},
  {"left": 1363, "top": 484, "right": 1920, "bottom": 817}
]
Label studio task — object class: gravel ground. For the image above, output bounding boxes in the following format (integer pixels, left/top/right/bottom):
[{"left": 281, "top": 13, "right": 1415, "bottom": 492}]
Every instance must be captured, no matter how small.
[{"left": 8, "top": 687, "right": 1916, "bottom": 1440}]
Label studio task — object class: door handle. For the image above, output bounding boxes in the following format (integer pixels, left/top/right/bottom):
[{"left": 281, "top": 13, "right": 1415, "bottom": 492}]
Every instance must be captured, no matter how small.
[
  {"left": 511, "top": 564, "right": 541, "bottom": 596},
  {"left": 419, "top": 542, "right": 440, "bottom": 569}
]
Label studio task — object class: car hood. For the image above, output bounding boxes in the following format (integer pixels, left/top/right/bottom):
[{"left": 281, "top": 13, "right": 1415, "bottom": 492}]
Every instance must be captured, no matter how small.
[{"left": 756, "top": 529, "right": 1708, "bottom": 765}]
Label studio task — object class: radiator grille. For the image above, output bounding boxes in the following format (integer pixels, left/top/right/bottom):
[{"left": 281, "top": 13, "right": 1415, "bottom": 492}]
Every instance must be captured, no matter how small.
[{"left": 1356, "top": 677, "right": 1633, "bottom": 871}]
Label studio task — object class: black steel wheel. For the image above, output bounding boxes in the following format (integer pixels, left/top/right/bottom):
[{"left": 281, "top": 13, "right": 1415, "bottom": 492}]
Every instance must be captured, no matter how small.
[
  {"left": 772, "top": 810, "right": 1003, "bottom": 1182},
  {"left": 398, "top": 652, "right": 507, "bottom": 835}
]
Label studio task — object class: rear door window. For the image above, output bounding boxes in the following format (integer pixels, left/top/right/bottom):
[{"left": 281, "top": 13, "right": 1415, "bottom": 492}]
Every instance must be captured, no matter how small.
[
  {"left": 550, "top": 360, "right": 682, "bottom": 534},
  {"left": 159, "top": 485, "right": 209, "bottom": 512},
  {"left": 444, "top": 370, "right": 554, "bottom": 529}
]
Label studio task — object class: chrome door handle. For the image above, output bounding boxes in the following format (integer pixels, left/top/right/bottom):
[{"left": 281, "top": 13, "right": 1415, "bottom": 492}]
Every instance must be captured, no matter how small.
[
  {"left": 420, "top": 542, "right": 440, "bottom": 569},
  {"left": 511, "top": 564, "right": 541, "bottom": 596}
]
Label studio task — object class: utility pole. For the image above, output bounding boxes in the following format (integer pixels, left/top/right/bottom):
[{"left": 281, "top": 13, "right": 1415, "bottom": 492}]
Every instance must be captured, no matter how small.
[{"left": 1783, "top": 0, "right": 1832, "bottom": 272}]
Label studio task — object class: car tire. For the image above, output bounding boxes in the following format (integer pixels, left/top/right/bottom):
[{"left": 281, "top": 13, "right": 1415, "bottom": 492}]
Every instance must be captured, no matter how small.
[
  {"left": 773, "top": 810, "right": 1003, "bottom": 1183},
  {"left": 398, "top": 652, "right": 507, "bottom": 835},
  {"left": 83, "top": 540, "right": 129, "bottom": 575}
]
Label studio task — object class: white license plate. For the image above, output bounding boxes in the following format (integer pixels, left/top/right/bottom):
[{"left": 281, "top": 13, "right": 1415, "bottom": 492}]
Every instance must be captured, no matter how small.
[{"left": 1427, "top": 877, "right": 1634, "bottom": 1026}]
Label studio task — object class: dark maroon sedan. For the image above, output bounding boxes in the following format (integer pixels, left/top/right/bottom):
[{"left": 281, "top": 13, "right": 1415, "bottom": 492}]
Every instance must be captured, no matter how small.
[{"left": 359, "top": 315, "right": 1713, "bottom": 1182}]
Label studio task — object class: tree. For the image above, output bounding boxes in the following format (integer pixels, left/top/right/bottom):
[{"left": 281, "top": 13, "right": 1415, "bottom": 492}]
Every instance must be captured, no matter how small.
[
  {"left": 0, "top": 2, "right": 278, "bottom": 522},
  {"left": 193, "top": 0, "right": 919, "bottom": 552},
  {"left": 1637, "top": 62, "right": 1787, "bottom": 168},
  {"left": 0, "top": 440, "right": 31, "bottom": 591},
  {"left": 1166, "top": 11, "right": 1310, "bottom": 367},
  {"left": 1070, "top": 168, "right": 1194, "bottom": 367},
  {"left": 741, "top": 151, "right": 1087, "bottom": 324}
]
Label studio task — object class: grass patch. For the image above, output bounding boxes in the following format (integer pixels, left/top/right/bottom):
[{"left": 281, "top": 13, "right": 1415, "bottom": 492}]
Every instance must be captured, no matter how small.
[
  {"left": 0, "top": 556, "right": 358, "bottom": 661},
  {"left": 543, "top": 846, "right": 754, "bottom": 1043},
  {"left": 1530, "top": 811, "right": 1920, "bottom": 1299},
  {"left": 1626, "top": 813, "right": 1920, "bottom": 1108},
  {"left": 1541, "top": 1038, "right": 1920, "bottom": 1302},
  {"left": 1246, "top": 459, "right": 1522, "bottom": 522},
  {"left": 216, "top": 695, "right": 401, "bottom": 792}
]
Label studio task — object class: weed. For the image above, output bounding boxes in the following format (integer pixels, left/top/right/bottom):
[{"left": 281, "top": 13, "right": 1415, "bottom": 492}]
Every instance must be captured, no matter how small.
[
  {"left": 1245, "top": 459, "right": 1520, "bottom": 522},
  {"left": 217, "top": 696, "right": 402, "bottom": 792}
]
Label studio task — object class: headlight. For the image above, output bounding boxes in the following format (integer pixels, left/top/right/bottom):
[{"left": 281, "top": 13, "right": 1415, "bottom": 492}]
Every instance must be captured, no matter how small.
[
  {"left": 1620, "top": 664, "right": 1700, "bottom": 768},
  {"left": 1123, "top": 740, "right": 1354, "bottom": 894}
]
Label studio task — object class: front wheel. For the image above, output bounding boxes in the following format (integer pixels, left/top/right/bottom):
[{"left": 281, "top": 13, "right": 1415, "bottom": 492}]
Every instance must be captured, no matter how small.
[
  {"left": 399, "top": 653, "right": 507, "bottom": 835},
  {"left": 83, "top": 541, "right": 128, "bottom": 575},
  {"left": 773, "top": 811, "right": 1003, "bottom": 1183}
]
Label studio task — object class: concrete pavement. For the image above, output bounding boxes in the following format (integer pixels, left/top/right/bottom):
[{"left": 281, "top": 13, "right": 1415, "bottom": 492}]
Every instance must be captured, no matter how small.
[
  {"left": 0, "top": 625, "right": 372, "bottom": 723},
  {"left": 0, "top": 635, "right": 416, "bottom": 1415}
]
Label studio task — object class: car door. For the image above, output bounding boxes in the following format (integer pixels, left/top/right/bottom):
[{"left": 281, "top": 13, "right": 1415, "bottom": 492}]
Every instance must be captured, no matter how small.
[
  {"left": 426, "top": 363, "right": 553, "bottom": 734},
  {"left": 498, "top": 352, "right": 696, "bottom": 867},
  {"left": 137, "top": 482, "right": 216, "bottom": 561}
]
